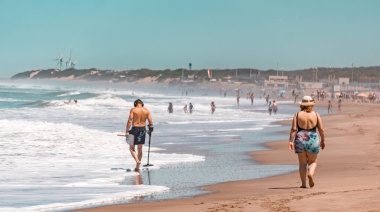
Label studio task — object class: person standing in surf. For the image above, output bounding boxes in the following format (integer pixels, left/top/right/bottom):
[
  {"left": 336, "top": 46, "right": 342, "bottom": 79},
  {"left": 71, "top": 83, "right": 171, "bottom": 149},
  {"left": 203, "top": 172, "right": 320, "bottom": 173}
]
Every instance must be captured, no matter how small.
[
  {"left": 211, "top": 101, "right": 216, "bottom": 114},
  {"left": 189, "top": 103, "right": 194, "bottom": 114},
  {"left": 125, "top": 99, "right": 154, "bottom": 171},
  {"left": 272, "top": 100, "right": 278, "bottom": 115},
  {"left": 168, "top": 102, "right": 173, "bottom": 113},
  {"left": 268, "top": 101, "right": 273, "bottom": 115}
]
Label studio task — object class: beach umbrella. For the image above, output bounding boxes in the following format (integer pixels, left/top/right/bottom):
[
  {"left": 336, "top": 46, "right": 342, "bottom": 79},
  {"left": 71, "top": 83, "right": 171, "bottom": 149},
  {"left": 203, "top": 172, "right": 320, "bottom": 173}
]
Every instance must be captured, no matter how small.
[
  {"left": 357, "top": 93, "right": 368, "bottom": 98},
  {"left": 278, "top": 90, "right": 286, "bottom": 94}
]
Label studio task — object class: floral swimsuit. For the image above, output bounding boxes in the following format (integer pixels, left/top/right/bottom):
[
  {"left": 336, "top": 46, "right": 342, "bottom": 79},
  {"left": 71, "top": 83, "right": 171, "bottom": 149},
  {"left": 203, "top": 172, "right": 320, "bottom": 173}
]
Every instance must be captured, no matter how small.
[{"left": 294, "top": 112, "right": 321, "bottom": 154}]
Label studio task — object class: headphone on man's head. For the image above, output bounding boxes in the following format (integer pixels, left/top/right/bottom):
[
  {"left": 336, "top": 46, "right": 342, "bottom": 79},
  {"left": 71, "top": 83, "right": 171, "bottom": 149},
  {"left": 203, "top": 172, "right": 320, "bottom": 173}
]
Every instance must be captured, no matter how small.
[{"left": 134, "top": 99, "right": 144, "bottom": 107}]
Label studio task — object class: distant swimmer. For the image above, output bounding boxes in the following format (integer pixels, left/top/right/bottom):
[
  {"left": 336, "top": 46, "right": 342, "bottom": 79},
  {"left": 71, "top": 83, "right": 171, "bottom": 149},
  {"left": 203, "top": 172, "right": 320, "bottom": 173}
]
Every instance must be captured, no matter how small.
[
  {"left": 236, "top": 89, "right": 240, "bottom": 106},
  {"left": 64, "top": 99, "right": 72, "bottom": 104},
  {"left": 268, "top": 101, "right": 273, "bottom": 115},
  {"left": 64, "top": 99, "right": 78, "bottom": 106},
  {"left": 272, "top": 100, "right": 278, "bottom": 115},
  {"left": 183, "top": 104, "right": 188, "bottom": 113},
  {"left": 211, "top": 101, "right": 216, "bottom": 115},
  {"left": 125, "top": 99, "right": 153, "bottom": 171},
  {"left": 250, "top": 93, "right": 254, "bottom": 105},
  {"left": 168, "top": 102, "right": 173, "bottom": 113},
  {"left": 265, "top": 95, "right": 270, "bottom": 104},
  {"left": 189, "top": 103, "right": 194, "bottom": 114}
]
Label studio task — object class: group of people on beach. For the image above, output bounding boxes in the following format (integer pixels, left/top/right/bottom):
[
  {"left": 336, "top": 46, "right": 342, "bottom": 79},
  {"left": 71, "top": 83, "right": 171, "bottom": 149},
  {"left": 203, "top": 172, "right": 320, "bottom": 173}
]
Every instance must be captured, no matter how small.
[
  {"left": 124, "top": 95, "right": 326, "bottom": 189},
  {"left": 123, "top": 85, "right": 380, "bottom": 194},
  {"left": 268, "top": 100, "right": 278, "bottom": 115},
  {"left": 182, "top": 103, "right": 194, "bottom": 114},
  {"left": 168, "top": 102, "right": 215, "bottom": 114}
]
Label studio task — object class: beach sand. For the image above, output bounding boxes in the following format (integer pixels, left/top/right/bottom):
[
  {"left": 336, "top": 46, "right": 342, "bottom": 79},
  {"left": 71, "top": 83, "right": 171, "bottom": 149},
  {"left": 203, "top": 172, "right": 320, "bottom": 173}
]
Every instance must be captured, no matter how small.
[{"left": 74, "top": 100, "right": 380, "bottom": 212}]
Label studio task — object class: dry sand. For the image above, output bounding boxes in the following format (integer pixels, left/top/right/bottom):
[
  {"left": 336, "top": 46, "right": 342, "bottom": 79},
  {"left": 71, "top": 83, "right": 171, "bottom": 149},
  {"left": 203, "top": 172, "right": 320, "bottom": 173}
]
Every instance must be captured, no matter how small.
[{"left": 75, "top": 100, "right": 380, "bottom": 212}]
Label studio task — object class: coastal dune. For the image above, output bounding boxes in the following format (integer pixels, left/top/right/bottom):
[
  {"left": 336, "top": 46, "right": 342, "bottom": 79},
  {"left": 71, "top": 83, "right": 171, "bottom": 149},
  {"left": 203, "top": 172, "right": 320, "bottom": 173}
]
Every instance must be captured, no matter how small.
[{"left": 75, "top": 101, "right": 380, "bottom": 212}]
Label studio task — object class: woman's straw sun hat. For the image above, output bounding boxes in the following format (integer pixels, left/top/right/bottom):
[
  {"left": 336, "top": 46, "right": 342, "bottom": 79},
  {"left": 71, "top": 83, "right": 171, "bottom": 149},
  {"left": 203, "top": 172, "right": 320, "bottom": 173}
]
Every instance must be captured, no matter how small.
[{"left": 300, "top": 96, "right": 315, "bottom": 106}]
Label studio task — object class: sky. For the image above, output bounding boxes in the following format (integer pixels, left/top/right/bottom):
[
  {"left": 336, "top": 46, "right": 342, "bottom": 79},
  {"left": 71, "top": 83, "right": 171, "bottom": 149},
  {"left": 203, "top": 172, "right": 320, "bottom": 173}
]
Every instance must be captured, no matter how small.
[{"left": 1, "top": 0, "right": 380, "bottom": 78}]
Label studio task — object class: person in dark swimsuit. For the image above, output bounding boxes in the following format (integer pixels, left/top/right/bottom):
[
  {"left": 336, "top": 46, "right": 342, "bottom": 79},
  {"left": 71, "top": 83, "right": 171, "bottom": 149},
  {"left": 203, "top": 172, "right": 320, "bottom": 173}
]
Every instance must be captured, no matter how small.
[
  {"left": 168, "top": 102, "right": 173, "bottom": 113},
  {"left": 294, "top": 112, "right": 320, "bottom": 154},
  {"left": 268, "top": 101, "right": 273, "bottom": 115},
  {"left": 129, "top": 127, "right": 147, "bottom": 145},
  {"left": 288, "top": 96, "right": 325, "bottom": 188},
  {"left": 189, "top": 103, "right": 194, "bottom": 114},
  {"left": 211, "top": 101, "right": 216, "bottom": 114}
]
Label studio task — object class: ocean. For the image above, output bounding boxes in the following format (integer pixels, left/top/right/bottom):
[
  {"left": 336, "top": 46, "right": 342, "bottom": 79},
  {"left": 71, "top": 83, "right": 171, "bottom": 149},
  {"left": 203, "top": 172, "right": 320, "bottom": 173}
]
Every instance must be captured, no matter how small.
[{"left": 0, "top": 79, "right": 300, "bottom": 211}]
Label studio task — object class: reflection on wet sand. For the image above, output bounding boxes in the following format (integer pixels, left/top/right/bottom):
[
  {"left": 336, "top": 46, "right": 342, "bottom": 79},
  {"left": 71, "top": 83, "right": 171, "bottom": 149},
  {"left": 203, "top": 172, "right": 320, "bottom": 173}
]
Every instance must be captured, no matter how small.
[{"left": 132, "top": 172, "right": 143, "bottom": 185}]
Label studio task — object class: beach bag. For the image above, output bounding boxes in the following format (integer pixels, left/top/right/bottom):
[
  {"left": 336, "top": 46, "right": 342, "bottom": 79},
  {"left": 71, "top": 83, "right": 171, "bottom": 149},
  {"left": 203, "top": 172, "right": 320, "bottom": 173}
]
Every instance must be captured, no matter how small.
[{"left": 126, "top": 134, "right": 134, "bottom": 145}]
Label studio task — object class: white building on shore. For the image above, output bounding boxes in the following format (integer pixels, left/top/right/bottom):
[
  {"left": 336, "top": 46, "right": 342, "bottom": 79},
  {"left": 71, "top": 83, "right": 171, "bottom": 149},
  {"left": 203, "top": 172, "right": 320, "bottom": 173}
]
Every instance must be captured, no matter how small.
[{"left": 264, "top": 76, "right": 288, "bottom": 88}]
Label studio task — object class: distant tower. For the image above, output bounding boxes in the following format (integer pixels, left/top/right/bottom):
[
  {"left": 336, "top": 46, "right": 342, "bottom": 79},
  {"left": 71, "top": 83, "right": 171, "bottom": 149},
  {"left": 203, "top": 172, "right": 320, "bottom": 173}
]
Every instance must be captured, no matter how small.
[{"left": 189, "top": 63, "right": 192, "bottom": 71}]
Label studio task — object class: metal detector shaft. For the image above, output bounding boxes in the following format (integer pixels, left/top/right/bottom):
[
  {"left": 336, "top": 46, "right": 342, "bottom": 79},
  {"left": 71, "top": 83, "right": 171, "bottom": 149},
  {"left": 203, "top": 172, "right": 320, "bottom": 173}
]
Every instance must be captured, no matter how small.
[{"left": 144, "top": 132, "right": 153, "bottom": 167}]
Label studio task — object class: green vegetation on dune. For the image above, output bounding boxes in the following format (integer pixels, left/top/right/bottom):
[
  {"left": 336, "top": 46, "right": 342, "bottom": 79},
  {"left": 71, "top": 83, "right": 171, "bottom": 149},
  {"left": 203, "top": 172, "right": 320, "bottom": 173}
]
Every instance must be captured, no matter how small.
[{"left": 10, "top": 66, "right": 380, "bottom": 85}]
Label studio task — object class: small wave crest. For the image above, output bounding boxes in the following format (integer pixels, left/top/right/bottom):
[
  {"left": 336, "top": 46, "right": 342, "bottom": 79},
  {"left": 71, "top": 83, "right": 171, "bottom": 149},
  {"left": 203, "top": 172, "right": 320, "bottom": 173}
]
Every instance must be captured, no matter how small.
[{"left": 57, "top": 91, "right": 81, "bottom": 97}]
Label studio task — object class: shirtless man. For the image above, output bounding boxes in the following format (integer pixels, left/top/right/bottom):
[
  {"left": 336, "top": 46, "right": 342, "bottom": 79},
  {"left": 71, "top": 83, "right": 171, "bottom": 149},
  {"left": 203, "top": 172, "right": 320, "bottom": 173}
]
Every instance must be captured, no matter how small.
[
  {"left": 272, "top": 100, "right": 278, "bottom": 115},
  {"left": 125, "top": 99, "right": 153, "bottom": 171}
]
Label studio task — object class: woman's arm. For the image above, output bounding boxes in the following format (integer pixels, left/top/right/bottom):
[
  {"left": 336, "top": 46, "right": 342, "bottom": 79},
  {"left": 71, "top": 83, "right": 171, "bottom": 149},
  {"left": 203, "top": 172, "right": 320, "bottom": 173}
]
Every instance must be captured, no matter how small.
[
  {"left": 316, "top": 113, "right": 326, "bottom": 150},
  {"left": 288, "top": 113, "right": 297, "bottom": 151}
]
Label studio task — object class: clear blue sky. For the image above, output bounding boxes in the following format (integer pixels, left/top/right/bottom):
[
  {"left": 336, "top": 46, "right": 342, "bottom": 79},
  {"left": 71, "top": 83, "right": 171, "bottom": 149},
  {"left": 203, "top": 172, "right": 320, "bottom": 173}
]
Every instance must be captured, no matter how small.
[{"left": 1, "top": 0, "right": 380, "bottom": 78}]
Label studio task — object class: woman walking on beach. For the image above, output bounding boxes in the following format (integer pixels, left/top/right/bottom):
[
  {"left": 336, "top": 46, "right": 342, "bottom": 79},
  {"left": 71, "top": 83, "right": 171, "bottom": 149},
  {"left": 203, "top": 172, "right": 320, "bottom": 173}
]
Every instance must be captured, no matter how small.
[{"left": 288, "top": 96, "right": 325, "bottom": 188}]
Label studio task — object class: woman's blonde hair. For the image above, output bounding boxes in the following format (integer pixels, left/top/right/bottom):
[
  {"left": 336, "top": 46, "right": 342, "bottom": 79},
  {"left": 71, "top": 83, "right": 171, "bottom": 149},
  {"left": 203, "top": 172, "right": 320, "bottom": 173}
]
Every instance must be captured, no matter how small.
[{"left": 300, "top": 105, "right": 314, "bottom": 112}]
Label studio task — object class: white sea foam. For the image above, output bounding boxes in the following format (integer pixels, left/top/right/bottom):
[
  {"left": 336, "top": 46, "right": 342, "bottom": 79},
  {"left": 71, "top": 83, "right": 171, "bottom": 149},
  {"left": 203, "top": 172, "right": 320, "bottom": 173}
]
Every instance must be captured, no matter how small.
[
  {"left": 57, "top": 91, "right": 81, "bottom": 97},
  {"left": 21, "top": 185, "right": 169, "bottom": 212},
  {"left": 0, "top": 119, "right": 204, "bottom": 211},
  {"left": 0, "top": 97, "right": 25, "bottom": 102}
]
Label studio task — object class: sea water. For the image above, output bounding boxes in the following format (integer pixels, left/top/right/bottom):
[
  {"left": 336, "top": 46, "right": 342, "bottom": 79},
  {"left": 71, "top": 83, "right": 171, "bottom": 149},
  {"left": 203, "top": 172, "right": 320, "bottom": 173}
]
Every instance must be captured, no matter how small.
[{"left": 0, "top": 79, "right": 300, "bottom": 211}]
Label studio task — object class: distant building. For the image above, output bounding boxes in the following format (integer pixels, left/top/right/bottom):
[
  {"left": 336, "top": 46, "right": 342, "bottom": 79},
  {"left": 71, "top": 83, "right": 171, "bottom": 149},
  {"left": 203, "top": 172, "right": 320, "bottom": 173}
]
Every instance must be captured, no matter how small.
[
  {"left": 299, "top": 82, "right": 323, "bottom": 89},
  {"left": 339, "top": 78, "right": 350, "bottom": 85},
  {"left": 264, "top": 76, "right": 288, "bottom": 88}
]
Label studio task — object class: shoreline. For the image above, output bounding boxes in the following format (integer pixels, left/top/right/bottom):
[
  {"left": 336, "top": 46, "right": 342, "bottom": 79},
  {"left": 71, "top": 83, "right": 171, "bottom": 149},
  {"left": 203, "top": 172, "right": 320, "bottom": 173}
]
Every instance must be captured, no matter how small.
[{"left": 74, "top": 100, "right": 380, "bottom": 212}]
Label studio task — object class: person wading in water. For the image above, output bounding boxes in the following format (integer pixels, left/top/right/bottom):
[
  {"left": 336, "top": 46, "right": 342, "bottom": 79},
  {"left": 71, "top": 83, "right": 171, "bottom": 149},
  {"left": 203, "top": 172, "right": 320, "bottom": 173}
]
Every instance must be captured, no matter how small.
[{"left": 125, "top": 99, "right": 153, "bottom": 171}]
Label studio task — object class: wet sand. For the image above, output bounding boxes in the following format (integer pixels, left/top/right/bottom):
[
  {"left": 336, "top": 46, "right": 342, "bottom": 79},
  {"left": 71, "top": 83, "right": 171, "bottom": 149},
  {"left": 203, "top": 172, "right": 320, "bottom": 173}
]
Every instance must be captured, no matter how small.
[{"left": 74, "top": 100, "right": 380, "bottom": 212}]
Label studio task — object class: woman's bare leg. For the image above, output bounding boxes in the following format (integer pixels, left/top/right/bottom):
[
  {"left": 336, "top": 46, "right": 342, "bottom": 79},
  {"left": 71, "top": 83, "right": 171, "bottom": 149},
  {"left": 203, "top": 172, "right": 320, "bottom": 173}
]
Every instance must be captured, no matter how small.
[
  {"left": 306, "top": 152, "right": 318, "bottom": 187},
  {"left": 297, "top": 152, "right": 308, "bottom": 188}
]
